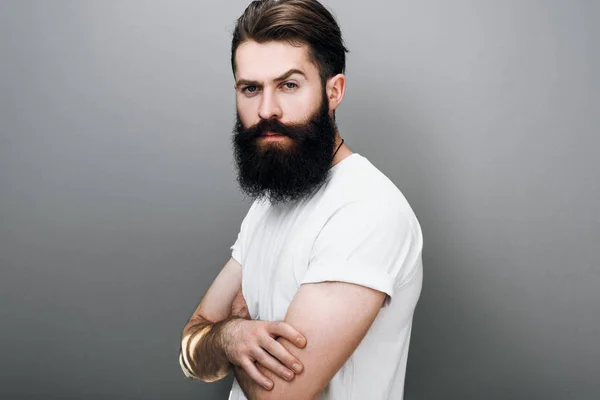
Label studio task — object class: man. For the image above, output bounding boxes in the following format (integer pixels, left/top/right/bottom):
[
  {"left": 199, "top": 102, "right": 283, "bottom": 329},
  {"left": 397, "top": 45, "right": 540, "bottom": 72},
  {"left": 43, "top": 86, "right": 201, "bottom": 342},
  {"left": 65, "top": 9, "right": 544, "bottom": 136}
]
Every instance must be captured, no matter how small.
[{"left": 179, "top": 1, "right": 423, "bottom": 399}]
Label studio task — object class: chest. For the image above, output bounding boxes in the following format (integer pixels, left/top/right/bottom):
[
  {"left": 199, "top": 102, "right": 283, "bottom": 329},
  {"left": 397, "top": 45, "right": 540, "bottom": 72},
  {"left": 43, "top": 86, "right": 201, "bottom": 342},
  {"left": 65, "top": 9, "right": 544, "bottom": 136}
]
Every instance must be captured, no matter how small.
[{"left": 241, "top": 207, "right": 320, "bottom": 321}]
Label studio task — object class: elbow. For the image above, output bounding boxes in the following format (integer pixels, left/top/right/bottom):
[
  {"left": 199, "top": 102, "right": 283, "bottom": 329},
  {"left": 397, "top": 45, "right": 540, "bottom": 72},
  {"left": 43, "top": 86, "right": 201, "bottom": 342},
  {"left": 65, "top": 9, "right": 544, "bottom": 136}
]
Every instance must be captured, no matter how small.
[
  {"left": 179, "top": 352, "right": 229, "bottom": 383},
  {"left": 186, "top": 364, "right": 230, "bottom": 383},
  {"left": 197, "top": 373, "right": 229, "bottom": 383},
  {"left": 182, "top": 368, "right": 230, "bottom": 383}
]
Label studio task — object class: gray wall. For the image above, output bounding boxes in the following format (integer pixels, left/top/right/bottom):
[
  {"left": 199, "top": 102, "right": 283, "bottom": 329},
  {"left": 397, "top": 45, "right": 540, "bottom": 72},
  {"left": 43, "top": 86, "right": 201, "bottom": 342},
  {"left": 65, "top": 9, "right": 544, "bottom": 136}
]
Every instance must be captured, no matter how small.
[{"left": 1, "top": 1, "right": 598, "bottom": 399}]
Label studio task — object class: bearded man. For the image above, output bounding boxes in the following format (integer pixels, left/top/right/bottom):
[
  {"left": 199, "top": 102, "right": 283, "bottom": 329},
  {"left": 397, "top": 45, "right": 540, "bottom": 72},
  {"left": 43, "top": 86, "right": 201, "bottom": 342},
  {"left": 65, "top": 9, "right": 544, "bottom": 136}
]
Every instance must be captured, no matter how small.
[{"left": 180, "top": 1, "right": 423, "bottom": 399}]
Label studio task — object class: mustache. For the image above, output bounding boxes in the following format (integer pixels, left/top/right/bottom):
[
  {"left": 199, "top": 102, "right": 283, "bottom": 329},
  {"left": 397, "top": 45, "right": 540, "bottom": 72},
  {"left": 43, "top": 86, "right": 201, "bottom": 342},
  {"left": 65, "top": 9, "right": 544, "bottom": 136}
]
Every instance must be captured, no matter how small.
[{"left": 240, "top": 118, "right": 308, "bottom": 141}]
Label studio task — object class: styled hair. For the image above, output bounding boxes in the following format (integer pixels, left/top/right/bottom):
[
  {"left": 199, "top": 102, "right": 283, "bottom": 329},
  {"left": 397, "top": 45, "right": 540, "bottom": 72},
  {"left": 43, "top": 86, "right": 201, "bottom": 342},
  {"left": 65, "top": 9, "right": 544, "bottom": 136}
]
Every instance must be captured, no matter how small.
[{"left": 231, "top": 0, "right": 349, "bottom": 83}]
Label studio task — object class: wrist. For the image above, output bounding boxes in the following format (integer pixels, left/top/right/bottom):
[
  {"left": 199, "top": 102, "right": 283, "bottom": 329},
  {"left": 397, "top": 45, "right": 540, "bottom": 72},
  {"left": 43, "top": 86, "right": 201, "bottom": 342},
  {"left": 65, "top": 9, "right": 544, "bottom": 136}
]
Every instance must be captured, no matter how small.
[{"left": 216, "top": 316, "right": 245, "bottom": 361}]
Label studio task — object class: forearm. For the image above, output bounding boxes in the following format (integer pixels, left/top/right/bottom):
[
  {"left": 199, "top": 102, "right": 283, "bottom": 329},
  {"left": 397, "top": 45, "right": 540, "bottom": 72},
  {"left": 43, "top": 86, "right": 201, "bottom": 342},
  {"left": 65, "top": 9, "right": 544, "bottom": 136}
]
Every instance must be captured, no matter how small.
[
  {"left": 234, "top": 365, "right": 263, "bottom": 400},
  {"left": 234, "top": 366, "right": 318, "bottom": 400},
  {"left": 233, "top": 339, "right": 318, "bottom": 400},
  {"left": 180, "top": 316, "right": 238, "bottom": 382}
]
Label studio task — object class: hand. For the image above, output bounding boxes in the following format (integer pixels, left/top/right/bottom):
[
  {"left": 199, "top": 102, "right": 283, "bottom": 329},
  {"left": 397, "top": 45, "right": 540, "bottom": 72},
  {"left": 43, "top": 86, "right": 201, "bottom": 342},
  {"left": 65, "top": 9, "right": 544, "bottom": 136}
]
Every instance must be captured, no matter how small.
[{"left": 221, "top": 314, "right": 307, "bottom": 390}]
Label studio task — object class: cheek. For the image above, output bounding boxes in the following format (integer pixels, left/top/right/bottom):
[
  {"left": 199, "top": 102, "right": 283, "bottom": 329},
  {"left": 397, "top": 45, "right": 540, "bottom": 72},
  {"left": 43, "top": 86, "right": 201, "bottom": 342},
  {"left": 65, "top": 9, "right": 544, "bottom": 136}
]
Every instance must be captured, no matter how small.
[
  {"left": 236, "top": 100, "right": 257, "bottom": 128},
  {"left": 280, "top": 93, "right": 318, "bottom": 122}
]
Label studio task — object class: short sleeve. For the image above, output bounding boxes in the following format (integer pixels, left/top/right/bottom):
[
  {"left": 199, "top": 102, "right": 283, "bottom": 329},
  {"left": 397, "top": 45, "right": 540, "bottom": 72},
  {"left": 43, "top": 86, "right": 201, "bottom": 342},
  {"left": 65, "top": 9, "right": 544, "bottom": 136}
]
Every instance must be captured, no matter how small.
[
  {"left": 301, "top": 197, "right": 419, "bottom": 307},
  {"left": 230, "top": 201, "right": 259, "bottom": 265},
  {"left": 230, "top": 229, "right": 243, "bottom": 265}
]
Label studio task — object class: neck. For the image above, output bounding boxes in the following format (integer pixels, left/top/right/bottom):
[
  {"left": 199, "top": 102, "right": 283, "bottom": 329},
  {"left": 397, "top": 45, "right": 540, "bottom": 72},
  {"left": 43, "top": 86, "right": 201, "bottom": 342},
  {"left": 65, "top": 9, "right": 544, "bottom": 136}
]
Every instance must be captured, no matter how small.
[{"left": 331, "top": 134, "right": 353, "bottom": 168}]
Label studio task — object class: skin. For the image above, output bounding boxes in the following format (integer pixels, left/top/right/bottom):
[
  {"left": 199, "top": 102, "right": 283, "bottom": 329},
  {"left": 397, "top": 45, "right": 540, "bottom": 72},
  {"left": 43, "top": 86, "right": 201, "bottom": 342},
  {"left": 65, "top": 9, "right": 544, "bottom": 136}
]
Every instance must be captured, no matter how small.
[
  {"left": 234, "top": 280, "right": 386, "bottom": 400},
  {"left": 234, "top": 40, "right": 353, "bottom": 167},
  {"left": 181, "top": 41, "right": 386, "bottom": 399},
  {"left": 181, "top": 258, "right": 307, "bottom": 385}
]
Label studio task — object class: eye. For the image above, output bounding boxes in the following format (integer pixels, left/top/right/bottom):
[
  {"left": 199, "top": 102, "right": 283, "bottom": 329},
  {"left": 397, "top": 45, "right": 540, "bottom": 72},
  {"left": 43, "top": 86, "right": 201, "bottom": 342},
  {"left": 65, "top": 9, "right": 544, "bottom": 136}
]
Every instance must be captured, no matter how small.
[
  {"left": 282, "top": 82, "right": 298, "bottom": 90},
  {"left": 242, "top": 85, "right": 258, "bottom": 94}
]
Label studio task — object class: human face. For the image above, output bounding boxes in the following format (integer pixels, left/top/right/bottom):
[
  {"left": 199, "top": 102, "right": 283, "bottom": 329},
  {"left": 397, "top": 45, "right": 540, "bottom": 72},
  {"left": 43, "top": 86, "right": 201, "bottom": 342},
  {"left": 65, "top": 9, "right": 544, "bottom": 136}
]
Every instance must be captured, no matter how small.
[
  {"left": 232, "top": 41, "right": 337, "bottom": 205},
  {"left": 234, "top": 40, "right": 327, "bottom": 139}
]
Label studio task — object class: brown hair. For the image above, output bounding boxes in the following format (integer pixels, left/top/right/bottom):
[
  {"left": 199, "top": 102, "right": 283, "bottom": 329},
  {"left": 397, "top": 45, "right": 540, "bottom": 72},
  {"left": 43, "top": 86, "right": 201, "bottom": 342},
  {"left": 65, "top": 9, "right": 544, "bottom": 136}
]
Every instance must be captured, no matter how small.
[{"left": 231, "top": 0, "right": 349, "bottom": 84}]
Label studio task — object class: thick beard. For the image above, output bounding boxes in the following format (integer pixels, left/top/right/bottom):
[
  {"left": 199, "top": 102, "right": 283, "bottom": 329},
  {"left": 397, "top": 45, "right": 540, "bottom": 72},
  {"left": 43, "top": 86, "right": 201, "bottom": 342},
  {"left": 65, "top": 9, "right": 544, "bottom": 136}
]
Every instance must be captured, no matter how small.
[{"left": 232, "top": 90, "right": 336, "bottom": 205}]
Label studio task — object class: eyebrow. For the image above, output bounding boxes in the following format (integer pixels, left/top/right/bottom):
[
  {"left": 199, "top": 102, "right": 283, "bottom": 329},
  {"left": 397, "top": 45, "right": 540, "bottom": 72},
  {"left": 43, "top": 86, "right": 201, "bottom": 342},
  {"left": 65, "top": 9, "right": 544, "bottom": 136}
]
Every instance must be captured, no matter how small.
[{"left": 235, "top": 68, "right": 307, "bottom": 87}]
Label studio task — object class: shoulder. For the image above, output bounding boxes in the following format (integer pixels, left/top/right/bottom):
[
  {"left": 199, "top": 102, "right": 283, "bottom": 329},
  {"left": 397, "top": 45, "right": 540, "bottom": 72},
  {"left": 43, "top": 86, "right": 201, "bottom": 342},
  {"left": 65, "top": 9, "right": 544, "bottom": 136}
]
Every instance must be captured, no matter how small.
[{"left": 321, "top": 154, "right": 421, "bottom": 232}]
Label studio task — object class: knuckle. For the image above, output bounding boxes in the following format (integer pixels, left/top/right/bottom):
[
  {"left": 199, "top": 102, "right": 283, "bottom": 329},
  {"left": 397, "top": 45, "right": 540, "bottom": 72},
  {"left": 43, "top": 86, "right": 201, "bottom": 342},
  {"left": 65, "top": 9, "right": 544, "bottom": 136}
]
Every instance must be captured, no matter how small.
[
  {"left": 283, "top": 357, "right": 295, "bottom": 368},
  {"left": 257, "top": 354, "right": 271, "bottom": 366},
  {"left": 238, "top": 343, "right": 254, "bottom": 358},
  {"left": 251, "top": 325, "right": 263, "bottom": 337},
  {"left": 247, "top": 344, "right": 257, "bottom": 356},
  {"left": 262, "top": 337, "right": 276, "bottom": 351},
  {"left": 270, "top": 321, "right": 282, "bottom": 330},
  {"left": 257, "top": 350, "right": 272, "bottom": 364},
  {"left": 243, "top": 359, "right": 258, "bottom": 371},
  {"left": 282, "top": 353, "right": 294, "bottom": 365},
  {"left": 231, "top": 350, "right": 245, "bottom": 363}
]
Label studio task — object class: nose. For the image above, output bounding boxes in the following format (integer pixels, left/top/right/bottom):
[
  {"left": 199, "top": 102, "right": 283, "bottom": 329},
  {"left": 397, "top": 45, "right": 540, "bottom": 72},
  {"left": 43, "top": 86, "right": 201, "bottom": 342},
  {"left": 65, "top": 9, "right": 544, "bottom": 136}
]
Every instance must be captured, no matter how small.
[{"left": 258, "top": 89, "right": 282, "bottom": 120}]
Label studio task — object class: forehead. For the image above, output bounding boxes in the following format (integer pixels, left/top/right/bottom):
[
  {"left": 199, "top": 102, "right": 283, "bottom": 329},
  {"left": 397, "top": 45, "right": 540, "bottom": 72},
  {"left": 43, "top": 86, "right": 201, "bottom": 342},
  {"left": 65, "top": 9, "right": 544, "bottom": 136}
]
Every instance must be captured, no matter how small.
[{"left": 235, "top": 40, "right": 318, "bottom": 81}]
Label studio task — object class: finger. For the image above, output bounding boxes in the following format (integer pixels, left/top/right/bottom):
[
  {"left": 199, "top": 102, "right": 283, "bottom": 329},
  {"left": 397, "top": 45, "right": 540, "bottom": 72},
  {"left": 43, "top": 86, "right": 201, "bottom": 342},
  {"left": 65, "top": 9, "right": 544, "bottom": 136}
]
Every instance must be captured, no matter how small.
[
  {"left": 268, "top": 321, "right": 307, "bottom": 348},
  {"left": 241, "top": 359, "right": 274, "bottom": 391},
  {"left": 261, "top": 336, "right": 304, "bottom": 374},
  {"left": 252, "top": 347, "right": 296, "bottom": 381}
]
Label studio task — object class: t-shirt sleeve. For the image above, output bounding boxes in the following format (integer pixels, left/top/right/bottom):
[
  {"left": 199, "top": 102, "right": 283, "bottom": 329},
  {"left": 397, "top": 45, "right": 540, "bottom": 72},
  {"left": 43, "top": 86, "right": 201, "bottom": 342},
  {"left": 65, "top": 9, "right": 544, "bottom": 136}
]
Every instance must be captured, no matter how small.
[
  {"left": 230, "top": 229, "right": 244, "bottom": 265},
  {"left": 230, "top": 202, "right": 257, "bottom": 265},
  {"left": 301, "top": 197, "right": 419, "bottom": 307}
]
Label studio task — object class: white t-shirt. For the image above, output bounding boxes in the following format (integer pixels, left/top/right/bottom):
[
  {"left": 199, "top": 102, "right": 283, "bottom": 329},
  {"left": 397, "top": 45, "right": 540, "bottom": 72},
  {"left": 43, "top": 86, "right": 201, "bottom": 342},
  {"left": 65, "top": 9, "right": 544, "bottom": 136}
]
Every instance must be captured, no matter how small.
[{"left": 228, "top": 153, "right": 423, "bottom": 400}]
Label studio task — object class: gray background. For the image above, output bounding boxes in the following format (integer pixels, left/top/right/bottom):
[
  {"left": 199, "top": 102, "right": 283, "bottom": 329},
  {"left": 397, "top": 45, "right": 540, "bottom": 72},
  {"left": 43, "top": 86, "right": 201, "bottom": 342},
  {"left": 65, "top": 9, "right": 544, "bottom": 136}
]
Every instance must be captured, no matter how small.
[{"left": 1, "top": 0, "right": 598, "bottom": 399}]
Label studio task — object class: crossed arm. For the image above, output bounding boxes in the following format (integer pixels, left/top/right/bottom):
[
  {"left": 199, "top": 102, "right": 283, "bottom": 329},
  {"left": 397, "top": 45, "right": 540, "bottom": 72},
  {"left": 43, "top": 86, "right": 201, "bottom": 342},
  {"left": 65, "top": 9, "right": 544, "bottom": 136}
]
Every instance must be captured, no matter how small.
[
  {"left": 181, "top": 257, "right": 386, "bottom": 400},
  {"left": 235, "top": 280, "right": 386, "bottom": 400}
]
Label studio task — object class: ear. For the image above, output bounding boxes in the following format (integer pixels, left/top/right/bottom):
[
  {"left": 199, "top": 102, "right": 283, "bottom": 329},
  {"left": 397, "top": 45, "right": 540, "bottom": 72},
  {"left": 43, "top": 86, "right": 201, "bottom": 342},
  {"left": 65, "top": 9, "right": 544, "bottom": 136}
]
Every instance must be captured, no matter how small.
[{"left": 326, "top": 74, "right": 346, "bottom": 112}]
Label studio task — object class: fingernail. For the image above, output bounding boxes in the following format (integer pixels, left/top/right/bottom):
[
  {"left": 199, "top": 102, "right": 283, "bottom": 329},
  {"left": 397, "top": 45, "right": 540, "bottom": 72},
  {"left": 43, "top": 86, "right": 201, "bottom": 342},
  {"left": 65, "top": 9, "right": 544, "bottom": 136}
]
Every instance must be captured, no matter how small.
[
  {"left": 264, "top": 380, "right": 273, "bottom": 390},
  {"left": 284, "top": 370, "right": 293, "bottom": 379},
  {"left": 296, "top": 337, "right": 306, "bottom": 346},
  {"left": 293, "top": 363, "right": 302, "bottom": 373}
]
